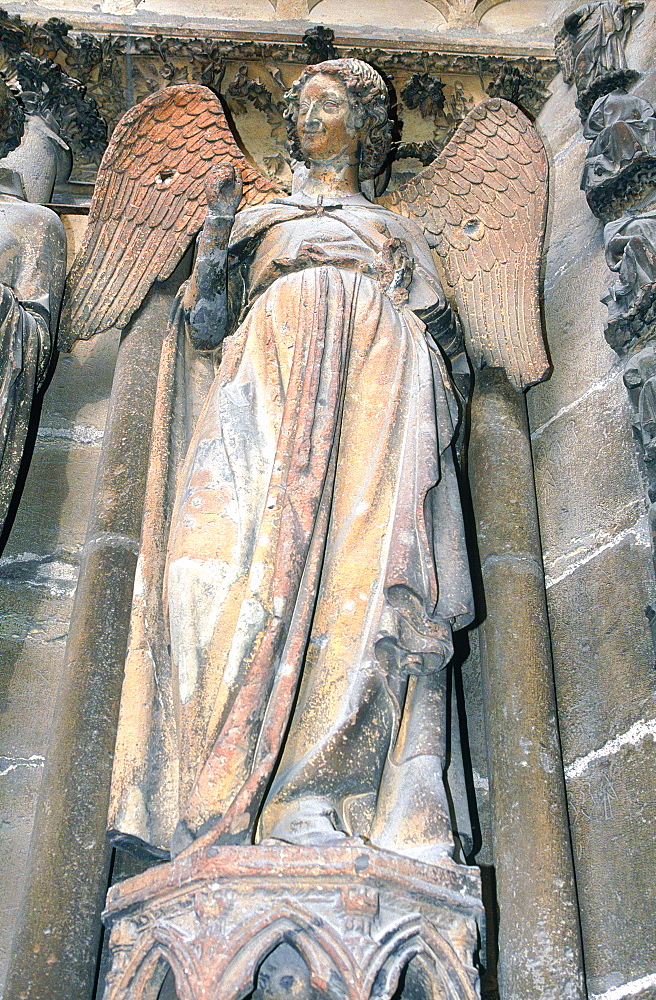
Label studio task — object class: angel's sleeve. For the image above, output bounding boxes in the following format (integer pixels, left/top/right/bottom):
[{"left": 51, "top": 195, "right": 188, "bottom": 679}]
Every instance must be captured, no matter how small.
[
  {"left": 416, "top": 295, "right": 465, "bottom": 361},
  {"left": 396, "top": 217, "right": 465, "bottom": 360},
  {"left": 3, "top": 206, "right": 66, "bottom": 384}
]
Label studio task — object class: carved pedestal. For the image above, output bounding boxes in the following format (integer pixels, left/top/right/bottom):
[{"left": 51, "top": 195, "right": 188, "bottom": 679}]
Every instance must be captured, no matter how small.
[{"left": 101, "top": 840, "right": 482, "bottom": 1000}]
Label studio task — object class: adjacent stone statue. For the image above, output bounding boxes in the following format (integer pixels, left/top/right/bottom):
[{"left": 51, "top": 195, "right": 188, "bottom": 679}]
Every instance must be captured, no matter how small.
[
  {"left": 0, "top": 81, "right": 66, "bottom": 529},
  {"left": 62, "top": 70, "right": 548, "bottom": 866},
  {"left": 560, "top": 0, "right": 643, "bottom": 109},
  {"left": 581, "top": 90, "right": 656, "bottom": 216},
  {"left": 602, "top": 209, "right": 656, "bottom": 352},
  {"left": 624, "top": 343, "right": 656, "bottom": 465}
]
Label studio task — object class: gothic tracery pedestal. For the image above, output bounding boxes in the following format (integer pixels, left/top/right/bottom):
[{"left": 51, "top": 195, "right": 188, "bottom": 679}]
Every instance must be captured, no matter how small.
[{"left": 102, "top": 841, "right": 482, "bottom": 1000}]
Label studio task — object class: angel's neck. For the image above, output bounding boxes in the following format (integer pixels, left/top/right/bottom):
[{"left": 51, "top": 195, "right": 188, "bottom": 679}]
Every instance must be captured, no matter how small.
[{"left": 296, "top": 158, "right": 360, "bottom": 198}]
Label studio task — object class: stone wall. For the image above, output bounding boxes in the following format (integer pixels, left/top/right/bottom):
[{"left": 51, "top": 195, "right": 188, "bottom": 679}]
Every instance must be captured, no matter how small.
[
  {"left": 0, "top": 315, "right": 119, "bottom": 996},
  {"left": 530, "top": 7, "right": 656, "bottom": 997}
]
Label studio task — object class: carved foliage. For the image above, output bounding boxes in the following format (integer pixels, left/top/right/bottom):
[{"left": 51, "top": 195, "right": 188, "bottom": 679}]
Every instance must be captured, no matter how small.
[
  {"left": 302, "top": 25, "right": 338, "bottom": 65},
  {"left": 8, "top": 51, "right": 106, "bottom": 158},
  {"left": 401, "top": 74, "right": 446, "bottom": 120},
  {"left": 485, "top": 60, "right": 550, "bottom": 119},
  {"left": 0, "top": 10, "right": 559, "bottom": 186}
]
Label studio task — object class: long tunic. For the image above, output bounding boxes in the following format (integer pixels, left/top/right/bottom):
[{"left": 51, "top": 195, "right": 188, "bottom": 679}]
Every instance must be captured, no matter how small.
[
  {"left": 109, "top": 194, "right": 474, "bottom": 860},
  {"left": 0, "top": 174, "right": 66, "bottom": 527}
]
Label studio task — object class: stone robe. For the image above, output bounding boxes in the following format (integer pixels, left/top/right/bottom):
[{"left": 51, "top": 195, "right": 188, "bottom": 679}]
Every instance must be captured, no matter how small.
[
  {"left": 0, "top": 170, "right": 66, "bottom": 528},
  {"left": 108, "top": 194, "right": 473, "bottom": 861},
  {"left": 564, "top": 0, "right": 638, "bottom": 92},
  {"left": 581, "top": 91, "right": 656, "bottom": 193}
]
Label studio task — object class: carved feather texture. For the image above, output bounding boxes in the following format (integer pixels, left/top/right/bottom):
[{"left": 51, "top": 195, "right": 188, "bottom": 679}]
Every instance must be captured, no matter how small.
[
  {"left": 59, "top": 85, "right": 280, "bottom": 351},
  {"left": 383, "top": 99, "right": 549, "bottom": 390}
]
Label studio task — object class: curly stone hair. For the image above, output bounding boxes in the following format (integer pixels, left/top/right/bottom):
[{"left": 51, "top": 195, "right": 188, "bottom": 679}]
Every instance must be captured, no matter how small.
[
  {"left": 284, "top": 58, "right": 392, "bottom": 181},
  {"left": 0, "top": 78, "right": 25, "bottom": 161}
]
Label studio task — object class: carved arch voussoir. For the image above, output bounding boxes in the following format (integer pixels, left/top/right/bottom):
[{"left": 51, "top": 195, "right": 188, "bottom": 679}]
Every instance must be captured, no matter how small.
[
  {"left": 111, "top": 936, "right": 200, "bottom": 1000},
  {"left": 213, "top": 908, "right": 355, "bottom": 999},
  {"left": 419, "top": 920, "right": 480, "bottom": 1000},
  {"left": 364, "top": 916, "right": 479, "bottom": 1000},
  {"left": 474, "top": 0, "right": 513, "bottom": 21},
  {"left": 423, "top": 0, "right": 509, "bottom": 26},
  {"left": 363, "top": 915, "right": 428, "bottom": 999}
]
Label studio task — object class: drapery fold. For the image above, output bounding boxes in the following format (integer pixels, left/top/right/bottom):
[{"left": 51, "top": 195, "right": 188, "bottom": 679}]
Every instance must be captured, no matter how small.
[{"left": 109, "top": 206, "right": 473, "bottom": 860}]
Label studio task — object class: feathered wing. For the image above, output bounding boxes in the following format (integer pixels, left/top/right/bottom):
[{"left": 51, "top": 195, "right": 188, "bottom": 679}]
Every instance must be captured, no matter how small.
[
  {"left": 382, "top": 98, "right": 549, "bottom": 391},
  {"left": 59, "top": 84, "right": 280, "bottom": 351}
]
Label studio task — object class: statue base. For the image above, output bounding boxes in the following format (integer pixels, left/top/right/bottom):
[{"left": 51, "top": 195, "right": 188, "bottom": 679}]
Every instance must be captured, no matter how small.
[{"left": 101, "top": 839, "right": 483, "bottom": 1000}]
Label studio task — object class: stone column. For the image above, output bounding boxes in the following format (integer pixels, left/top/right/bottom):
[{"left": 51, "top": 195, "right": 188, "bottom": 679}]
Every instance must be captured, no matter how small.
[
  {"left": 468, "top": 368, "right": 586, "bottom": 1000},
  {"left": 4, "top": 261, "right": 188, "bottom": 1000}
]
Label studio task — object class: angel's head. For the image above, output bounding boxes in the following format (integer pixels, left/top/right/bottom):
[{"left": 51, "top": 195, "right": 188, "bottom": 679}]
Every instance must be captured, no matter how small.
[{"left": 284, "top": 58, "right": 392, "bottom": 181}]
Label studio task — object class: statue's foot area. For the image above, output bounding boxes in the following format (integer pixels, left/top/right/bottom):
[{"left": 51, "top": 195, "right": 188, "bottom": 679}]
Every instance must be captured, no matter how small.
[{"left": 260, "top": 795, "right": 352, "bottom": 847}]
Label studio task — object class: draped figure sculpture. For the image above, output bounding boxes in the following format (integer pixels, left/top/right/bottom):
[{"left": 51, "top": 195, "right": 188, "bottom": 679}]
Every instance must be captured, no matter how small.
[
  {"left": 61, "top": 66, "right": 548, "bottom": 867},
  {"left": 0, "top": 81, "right": 66, "bottom": 531},
  {"left": 167, "top": 62, "right": 474, "bottom": 860},
  {"left": 562, "top": 0, "right": 643, "bottom": 96}
]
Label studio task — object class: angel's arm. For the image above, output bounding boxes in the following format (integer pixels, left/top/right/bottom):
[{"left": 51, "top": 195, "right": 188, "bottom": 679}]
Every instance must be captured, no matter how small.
[
  {"left": 59, "top": 86, "right": 280, "bottom": 353},
  {"left": 182, "top": 163, "right": 244, "bottom": 352}
]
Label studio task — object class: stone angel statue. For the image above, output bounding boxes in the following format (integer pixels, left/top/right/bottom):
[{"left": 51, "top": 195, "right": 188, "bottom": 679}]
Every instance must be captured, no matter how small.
[{"left": 62, "top": 61, "right": 548, "bottom": 866}]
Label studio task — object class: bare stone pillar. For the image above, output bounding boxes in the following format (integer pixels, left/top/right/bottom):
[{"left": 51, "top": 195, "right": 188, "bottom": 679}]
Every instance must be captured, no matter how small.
[
  {"left": 4, "top": 261, "right": 188, "bottom": 1000},
  {"left": 468, "top": 368, "right": 586, "bottom": 1000}
]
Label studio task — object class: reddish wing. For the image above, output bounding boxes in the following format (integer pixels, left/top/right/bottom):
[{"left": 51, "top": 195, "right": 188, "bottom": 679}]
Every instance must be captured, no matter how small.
[
  {"left": 59, "top": 84, "right": 280, "bottom": 351},
  {"left": 382, "top": 98, "right": 549, "bottom": 391}
]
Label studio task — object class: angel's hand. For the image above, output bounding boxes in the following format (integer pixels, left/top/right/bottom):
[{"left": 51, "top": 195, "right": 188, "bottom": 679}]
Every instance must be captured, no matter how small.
[
  {"left": 375, "top": 238, "right": 414, "bottom": 307},
  {"left": 205, "top": 162, "right": 243, "bottom": 219}
]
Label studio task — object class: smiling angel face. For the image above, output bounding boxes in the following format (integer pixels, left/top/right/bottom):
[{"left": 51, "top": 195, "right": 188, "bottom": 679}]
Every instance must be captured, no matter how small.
[
  {"left": 284, "top": 59, "right": 392, "bottom": 181},
  {"left": 296, "top": 73, "right": 361, "bottom": 165}
]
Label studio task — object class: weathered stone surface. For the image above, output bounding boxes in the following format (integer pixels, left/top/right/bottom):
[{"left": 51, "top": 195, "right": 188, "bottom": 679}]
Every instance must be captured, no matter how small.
[
  {"left": 1, "top": 546, "right": 138, "bottom": 1000},
  {"left": 535, "top": 13, "right": 656, "bottom": 995},
  {"left": 0, "top": 324, "right": 119, "bottom": 568},
  {"left": 3, "top": 268, "right": 185, "bottom": 1000},
  {"left": 566, "top": 739, "right": 656, "bottom": 997},
  {"left": 44, "top": 326, "right": 119, "bottom": 429},
  {"left": 0, "top": 240, "right": 119, "bottom": 994},
  {"left": 0, "top": 766, "right": 44, "bottom": 995},
  {"left": 469, "top": 371, "right": 584, "bottom": 1000},
  {"left": 537, "top": 72, "right": 586, "bottom": 162},
  {"left": 0, "top": 587, "right": 71, "bottom": 750},
  {"left": 528, "top": 249, "right": 621, "bottom": 433},
  {"left": 546, "top": 534, "right": 656, "bottom": 766},
  {"left": 543, "top": 133, "right": 602, "bottom": 268},
  {"left": 625, "top": 0, "right": 656, "bottom": 72},
  {"left": 531, "top": 383, "right": 646, "bottom": 578},
  {"left": 1, "top": 441, "right": 102, "bottom": 563},
  {"left": 0, "top": 584, "right": 71, "bottom": 995}
]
